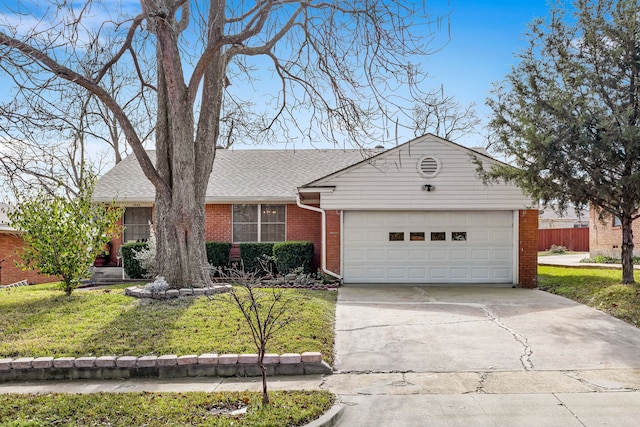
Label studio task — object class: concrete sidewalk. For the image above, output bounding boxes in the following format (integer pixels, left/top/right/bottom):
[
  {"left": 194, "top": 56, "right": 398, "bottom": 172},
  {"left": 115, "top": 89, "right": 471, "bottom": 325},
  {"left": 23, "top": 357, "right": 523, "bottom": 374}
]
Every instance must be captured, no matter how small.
[
  {"left": 4, "top": 370, "right": 640, "bottom": 426},
  {"left": 538, "top": 252, "right": 640, "bottom": 269}
]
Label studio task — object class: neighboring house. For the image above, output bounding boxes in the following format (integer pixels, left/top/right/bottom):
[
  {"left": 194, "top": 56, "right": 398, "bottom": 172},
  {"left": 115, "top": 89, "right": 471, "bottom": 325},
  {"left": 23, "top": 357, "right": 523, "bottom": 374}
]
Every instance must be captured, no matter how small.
[
  {"left": 0, "top": 203, "right": 58, "bottom": 286},
  {"left": 93, "top": 134, "right": 539, "bottom": 287},
  {"left": 539, "top": 206, "right": 589, "bottom": 229},
  {"left": 589, "top": 208, "right": 640, "bottom": 258}
]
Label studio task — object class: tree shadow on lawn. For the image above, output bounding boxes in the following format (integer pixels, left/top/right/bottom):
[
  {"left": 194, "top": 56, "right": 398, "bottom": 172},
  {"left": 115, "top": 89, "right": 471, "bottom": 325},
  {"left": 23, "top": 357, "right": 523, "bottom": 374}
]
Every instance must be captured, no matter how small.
[
  {"left": 0, "top": 289, "right": 202, "bottom": 358},
  {"left": 1, "top": 285, "right": 336, "bottom": 360},
  {"left": 81, "top": 295, "right": 203, "bottom": 357},
  {"left": 81, "top": 292, "right": 268, "bottom": 358}
]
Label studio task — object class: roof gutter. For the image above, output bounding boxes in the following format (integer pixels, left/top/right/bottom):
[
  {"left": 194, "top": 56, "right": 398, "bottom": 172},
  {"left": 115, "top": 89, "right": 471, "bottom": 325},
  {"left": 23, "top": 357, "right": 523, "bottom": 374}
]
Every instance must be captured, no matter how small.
[{"left": 295, "top": 194, "right": 342, "bottom": 281}]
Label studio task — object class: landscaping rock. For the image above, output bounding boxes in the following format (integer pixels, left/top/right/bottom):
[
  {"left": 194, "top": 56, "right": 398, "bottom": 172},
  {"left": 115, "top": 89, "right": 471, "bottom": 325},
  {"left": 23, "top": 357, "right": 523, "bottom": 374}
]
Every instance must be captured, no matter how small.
[
  {"left": 32, "top": 357, "right": 54, "bottom": 369},
  {"left": 198, "top": 354, "right": 219, "bottom": 365},
  {"left": 95, "top": 356, "right": 117, "bottom": 368},
  {"left": 116, "top": 356, "right": 138, "bottom": 368},
  {"left": 157, "top": 355, "right": 178, "bottom": 366}
]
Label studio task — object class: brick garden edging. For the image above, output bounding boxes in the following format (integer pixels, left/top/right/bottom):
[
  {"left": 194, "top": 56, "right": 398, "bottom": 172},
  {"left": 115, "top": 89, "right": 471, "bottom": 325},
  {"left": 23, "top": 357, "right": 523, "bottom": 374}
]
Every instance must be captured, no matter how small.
[
  {"left": 0, "top": 352, "right": 332, "bottom": 383},
  {"left": 125, "top": 285, "right": 233, "bottom": 299}
]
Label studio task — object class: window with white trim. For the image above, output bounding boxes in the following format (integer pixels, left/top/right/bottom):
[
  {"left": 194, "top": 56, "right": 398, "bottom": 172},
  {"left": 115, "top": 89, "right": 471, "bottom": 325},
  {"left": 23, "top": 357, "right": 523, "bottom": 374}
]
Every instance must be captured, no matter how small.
[
  {"left": 233, "top": 204, "right": 286, "bottom": 242},
  {"left": 123, "top": 207, "right": 152, "bottom": 242}
]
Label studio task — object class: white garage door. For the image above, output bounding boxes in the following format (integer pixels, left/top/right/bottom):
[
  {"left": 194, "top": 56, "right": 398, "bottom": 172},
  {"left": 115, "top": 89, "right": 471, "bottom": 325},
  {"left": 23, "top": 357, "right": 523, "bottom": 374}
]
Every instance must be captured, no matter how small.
[{"left": 343, "top": 211, "right": 514, "bottom": 284}]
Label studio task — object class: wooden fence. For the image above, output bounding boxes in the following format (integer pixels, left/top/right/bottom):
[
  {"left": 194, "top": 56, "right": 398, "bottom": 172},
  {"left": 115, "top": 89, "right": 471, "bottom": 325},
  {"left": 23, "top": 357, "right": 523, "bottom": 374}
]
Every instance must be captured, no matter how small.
[{"left": 538, "top": 228, "right": 589, "bottom": 252}]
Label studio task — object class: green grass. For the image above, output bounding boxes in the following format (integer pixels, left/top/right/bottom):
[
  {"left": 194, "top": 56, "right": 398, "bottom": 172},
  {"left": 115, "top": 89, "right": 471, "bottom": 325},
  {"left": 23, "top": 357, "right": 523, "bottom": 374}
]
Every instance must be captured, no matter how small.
[
  {"left": 0, "top": 283, "right": 336, "bottom": 363},
  {"left": 0, "top": 390, "right": 334, "bottom": 427},
  {"left": 538, "top": 266, "right": 640, "bottom": 327}
]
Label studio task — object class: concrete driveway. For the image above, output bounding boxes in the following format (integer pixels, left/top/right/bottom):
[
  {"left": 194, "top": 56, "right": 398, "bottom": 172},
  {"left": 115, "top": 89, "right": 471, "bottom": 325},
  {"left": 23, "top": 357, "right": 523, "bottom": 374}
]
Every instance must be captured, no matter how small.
[{"left": 329, "top": 286, "right": 640, "bottom": 426}]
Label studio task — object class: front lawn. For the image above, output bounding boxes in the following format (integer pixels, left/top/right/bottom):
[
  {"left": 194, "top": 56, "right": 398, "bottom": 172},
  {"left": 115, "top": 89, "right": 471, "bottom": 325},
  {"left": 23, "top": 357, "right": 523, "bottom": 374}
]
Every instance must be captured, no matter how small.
[
  {"left": 538, "top": 266, "right": 640, "bottom": 327},
  {"left": 0, "top": 283, "right": 336, "bottom": 363},
  {"left": 0, "top": 390, "right": 334, "bottom": 427}
]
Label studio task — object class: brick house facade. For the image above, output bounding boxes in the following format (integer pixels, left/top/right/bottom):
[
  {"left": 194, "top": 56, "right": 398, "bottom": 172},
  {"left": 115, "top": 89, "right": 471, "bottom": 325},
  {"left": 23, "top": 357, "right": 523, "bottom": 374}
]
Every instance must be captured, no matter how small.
[
  {"left": 97, "top": 135, "right": 538, "bottom": 287},
  {"left": 589, "top": 208, "right": 640, "bottom": 257},
  {"left": 0, "top": 231, "right": 59, "bottom": 286}
]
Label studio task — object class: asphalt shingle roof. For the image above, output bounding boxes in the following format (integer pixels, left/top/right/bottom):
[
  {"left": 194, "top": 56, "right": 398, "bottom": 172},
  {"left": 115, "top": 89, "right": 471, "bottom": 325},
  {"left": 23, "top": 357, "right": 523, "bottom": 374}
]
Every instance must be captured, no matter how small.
[{"left": 93, "top": 148, "right": 373, "bottom": 203}]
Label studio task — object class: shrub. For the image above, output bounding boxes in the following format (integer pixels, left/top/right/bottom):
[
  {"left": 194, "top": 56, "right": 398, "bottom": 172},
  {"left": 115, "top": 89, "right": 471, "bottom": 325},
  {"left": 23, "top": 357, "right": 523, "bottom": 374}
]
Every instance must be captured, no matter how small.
[
  {"left": 121, "top": 242, "right": 148, "bottom": 279},
  {"left": 205, "top": 241, "right": 232, "bottom": 269},
  {"left": 549, "top": 244, "right": 568, "bottom": 253},
  {"left": 239, "top": 243, "right": 274, "bottom": 272},
  {"left": 133, "top": 222, "right": 156, "bottom": 278},
  {"left": 273, "top": 241, "right": 314, "bottom": 274}
]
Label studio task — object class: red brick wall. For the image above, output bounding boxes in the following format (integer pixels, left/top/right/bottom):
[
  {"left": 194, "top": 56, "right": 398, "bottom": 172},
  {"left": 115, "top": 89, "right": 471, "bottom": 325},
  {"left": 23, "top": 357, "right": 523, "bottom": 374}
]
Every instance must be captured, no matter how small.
[
  {"left": 107, "top": 215, "right": 124, "bottom": 266},
  {"left": 109, "top": 203, "right": 324, "bottom": 269},
  {"left": 589, "top": 208, "right": 640, "bottom": 257},
  {"left": 325, "top": 210, "right": 341, "bottom": 275},
  {"left": 518, "top": 209, "right": 538, "bottom": 288},
  {"left": 286, "top": 204, "right": 322, "bottom": 270},
  {"left": 205, "top": 204, "right": 232, "bottom": 242},
  {"left": 0, "top": 233, "right": 59, "bottom": 285}
]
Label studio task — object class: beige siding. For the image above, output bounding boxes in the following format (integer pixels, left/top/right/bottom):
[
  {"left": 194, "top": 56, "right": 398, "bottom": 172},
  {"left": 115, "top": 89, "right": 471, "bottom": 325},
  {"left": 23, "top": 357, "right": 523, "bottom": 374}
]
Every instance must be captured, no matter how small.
[{"left": 314, "top": 135, "right": 533, "bottom": 211}]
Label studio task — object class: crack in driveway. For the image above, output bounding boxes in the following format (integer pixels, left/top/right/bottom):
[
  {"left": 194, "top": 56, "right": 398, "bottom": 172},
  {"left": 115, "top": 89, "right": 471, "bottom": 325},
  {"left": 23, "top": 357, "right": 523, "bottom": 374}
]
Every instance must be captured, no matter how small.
[
  {"left": 339, "top": 296, "right": 535, "bottom": 370},
  {"left": 413, "top": 288, "right": 534, "bottom": 371},
  {"left": 335, "top": 318, "right": 484, "bottom": 332}
]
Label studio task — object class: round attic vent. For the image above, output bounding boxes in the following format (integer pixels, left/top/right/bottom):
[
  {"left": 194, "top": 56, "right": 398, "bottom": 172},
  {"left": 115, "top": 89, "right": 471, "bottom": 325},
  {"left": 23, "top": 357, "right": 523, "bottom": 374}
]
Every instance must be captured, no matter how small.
[{"left": 417, "top": 155, "right": 441, "bottom": 178}]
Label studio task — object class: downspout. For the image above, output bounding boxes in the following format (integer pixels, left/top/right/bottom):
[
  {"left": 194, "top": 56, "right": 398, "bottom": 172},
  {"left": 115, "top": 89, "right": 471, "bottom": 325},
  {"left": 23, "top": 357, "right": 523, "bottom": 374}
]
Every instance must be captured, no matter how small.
[{"left": 296, "top": 194, "right": 342, "bottom": 281}]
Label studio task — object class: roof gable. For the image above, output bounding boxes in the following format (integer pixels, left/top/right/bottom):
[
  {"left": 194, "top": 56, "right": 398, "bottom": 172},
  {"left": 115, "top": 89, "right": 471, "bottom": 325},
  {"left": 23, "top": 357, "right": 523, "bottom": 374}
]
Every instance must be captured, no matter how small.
[
  {"left": 301, "top": 134, "right": 533, "bottom": 211},
  {"left": 303, "top": 134, "right": 502, "bottom": 187}
]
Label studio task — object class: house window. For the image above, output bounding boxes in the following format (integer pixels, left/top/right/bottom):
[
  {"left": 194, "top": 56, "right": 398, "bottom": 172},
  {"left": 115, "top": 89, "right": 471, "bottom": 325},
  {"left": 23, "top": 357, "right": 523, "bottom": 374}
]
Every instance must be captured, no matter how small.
[
  {"left": 123, "top": 207, "right": 152, "bottom": 242},
  {"left": 431, "top": 232, "right": 446, "bottom": 241},
  {"left": 389, "top": 232, "right": 404, "bottom": 241},
  {"left": 452, "top": 232, "right": 467, "bottom": 241},
  {"left": 613, "top": 216, "right": 621, "bottom": 227},
  {"left": 233, "top": 204, "right": 285, "bottom": 242}
]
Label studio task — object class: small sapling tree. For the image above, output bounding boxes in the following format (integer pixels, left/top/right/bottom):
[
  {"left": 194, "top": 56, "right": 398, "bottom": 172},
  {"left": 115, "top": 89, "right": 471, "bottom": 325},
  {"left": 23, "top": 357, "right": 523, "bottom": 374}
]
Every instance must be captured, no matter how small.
[
  {"left": 8, "top": 178, "right": 122, "bottom": 295},
  {"left": 219, "top": 265, "right": 300, "bottom": 406}
]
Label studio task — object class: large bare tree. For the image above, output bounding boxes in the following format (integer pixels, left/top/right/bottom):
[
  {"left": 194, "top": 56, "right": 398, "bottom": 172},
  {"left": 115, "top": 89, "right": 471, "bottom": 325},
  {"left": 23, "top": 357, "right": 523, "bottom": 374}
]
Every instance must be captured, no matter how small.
[
  {"left": 0, "top": 31, "right": 155, "bottom": 197},
  {"left": 0, "top": 0, "right": 442, "bottom": 287}
]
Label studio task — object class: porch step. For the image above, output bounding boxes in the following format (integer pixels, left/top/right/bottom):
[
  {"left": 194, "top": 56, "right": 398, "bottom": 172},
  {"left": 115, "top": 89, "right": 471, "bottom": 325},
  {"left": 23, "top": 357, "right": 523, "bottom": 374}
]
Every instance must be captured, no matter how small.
[{"left": 88, "top": 267, "right": 144, "bottom": 286}]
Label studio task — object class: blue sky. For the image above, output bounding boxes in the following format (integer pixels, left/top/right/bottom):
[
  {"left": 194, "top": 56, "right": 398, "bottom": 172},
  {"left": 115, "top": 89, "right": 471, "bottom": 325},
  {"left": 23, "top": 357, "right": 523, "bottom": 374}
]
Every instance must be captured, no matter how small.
[
  {"left": 0, "top": 0, "right": 555, "bottom": 153},
  {"left": 418, "top": 0, "right": 552, "bottom": 147}
]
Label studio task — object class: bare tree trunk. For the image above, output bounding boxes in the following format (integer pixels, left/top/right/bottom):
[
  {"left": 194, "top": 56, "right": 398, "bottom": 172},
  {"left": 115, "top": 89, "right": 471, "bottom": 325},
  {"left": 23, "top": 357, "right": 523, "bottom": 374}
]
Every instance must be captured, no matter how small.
[
  {"left": 621, "top": 214, "right": 635, "bottom": 284},
  {"left": 150, "top": 0, "right": 224, "bottom": 289},
  {"left": 259, "top": 346, "right": 269, "bottom": 405}
]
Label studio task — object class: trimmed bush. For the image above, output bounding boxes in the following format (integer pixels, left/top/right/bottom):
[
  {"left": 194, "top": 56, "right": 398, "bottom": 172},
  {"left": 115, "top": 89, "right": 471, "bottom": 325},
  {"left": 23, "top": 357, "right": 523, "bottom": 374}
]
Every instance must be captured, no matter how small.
[
  {"left": 121, "top": 242, "right": 148, "bottom": 279},
  {"left": 273, "top": 241, "right": 314, "bottom": 274},
  {"left": 239, "top": 242, "right": 275, "bottom": 272},
  {"left": 206, "top": 241, "right": 232, "bottom": 268}
]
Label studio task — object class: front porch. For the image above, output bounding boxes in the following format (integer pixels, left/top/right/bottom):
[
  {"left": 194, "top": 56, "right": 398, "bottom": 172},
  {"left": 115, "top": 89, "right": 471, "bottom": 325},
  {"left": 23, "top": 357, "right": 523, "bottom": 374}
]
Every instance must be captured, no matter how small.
[{"left": 86, "top": 267, "right": 147, "bottom": 287}]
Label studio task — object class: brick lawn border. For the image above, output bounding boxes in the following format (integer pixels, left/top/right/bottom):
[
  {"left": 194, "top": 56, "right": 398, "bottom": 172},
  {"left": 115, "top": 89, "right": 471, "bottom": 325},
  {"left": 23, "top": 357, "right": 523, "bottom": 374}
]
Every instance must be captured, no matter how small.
[{"left": 0, "top": 352, "right": 331, "bottom": 382}]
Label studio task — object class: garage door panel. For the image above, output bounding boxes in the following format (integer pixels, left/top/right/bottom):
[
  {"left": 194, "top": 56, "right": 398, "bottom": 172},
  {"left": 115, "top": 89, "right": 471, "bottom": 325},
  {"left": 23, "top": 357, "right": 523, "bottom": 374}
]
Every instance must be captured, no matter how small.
[
  {"left": 409, "top": 250, "right": 427, "bottom": 260},
  {"left": 471, "top": 249, "right": 490, "bottom": 260},
  {"left": 388, "top": 249, "right": 406, "bottom": 261},
  {"left": 494, "top": 268, "right": 511, "bottom": 280},
  {"left": 450, "top": 249, "right": 469, "bottom": 260},
  {"left": 493, "top": 249, "right": 511, "bottom": 261},
  {"left": 429, "top": 249, "right": 447, "bottom": 260},
  {"left": 408, "top": 268, "right": 426, "bottom": 279},
  {"left": 429, "top": 268, "right": 447, "bottom": 279},
  {"left": 451, "top": 268, "right": 470, "bottom": 280},
  {"left": 492, "top": 230, "right": 512, "bottom": 243},
  {"left": 343, "top": 211, "right": 514, "bottom": 284},
  {"left": 367, "top": 249, "right": 385, "bottom": 261},
  {"left": 471, "top": 268, "right": 490, "bottom": 280},
  {"left": 388, "top": 268, "right": 407, "bottom": 280}
]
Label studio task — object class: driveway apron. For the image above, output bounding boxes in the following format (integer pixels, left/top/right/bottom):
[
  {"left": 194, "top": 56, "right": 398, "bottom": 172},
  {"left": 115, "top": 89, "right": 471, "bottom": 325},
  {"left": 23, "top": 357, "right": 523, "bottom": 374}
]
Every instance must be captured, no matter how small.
[{"left": 330, "top": 285, "right": 640, "bottom": 426}]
